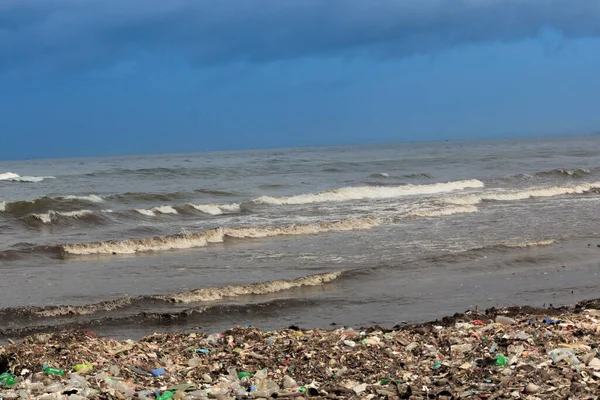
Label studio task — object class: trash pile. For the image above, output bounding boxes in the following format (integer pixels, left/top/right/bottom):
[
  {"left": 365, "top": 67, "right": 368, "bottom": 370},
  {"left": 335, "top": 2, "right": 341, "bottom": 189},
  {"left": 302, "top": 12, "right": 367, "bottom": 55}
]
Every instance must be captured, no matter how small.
[{"left": 3, "top": 302, "right": 600, "bottom": 399}]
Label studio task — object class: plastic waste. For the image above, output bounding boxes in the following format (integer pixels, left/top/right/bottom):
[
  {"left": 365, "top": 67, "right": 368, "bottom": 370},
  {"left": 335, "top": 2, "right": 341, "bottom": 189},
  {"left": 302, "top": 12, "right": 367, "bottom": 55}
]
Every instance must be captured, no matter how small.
[
  {"left": 495, "top": 354, "right": 509, "bottom": 366},
  {"left": 0, "top": 372, "right": 16, "bottom": 387},
  {"left": 156, "top": 390, "right": 175, "bottom": 400},
  {"left": 282, "top": 375, "right": 297, "bottom": 389},
  {"left": 72, "top": 363, "right": 93, "bottom": 374},
  {"left": 151, "top": 368, "right": 166, "bottom": 377},
  {"left": 238, "top": 371, "right": 254, "bottom": 379},
  {"left": 42, "top": 366, "right": 65, "bottom": 376},
  {"left": 495, "top": 315, "right": 516, "bottom": 325}
]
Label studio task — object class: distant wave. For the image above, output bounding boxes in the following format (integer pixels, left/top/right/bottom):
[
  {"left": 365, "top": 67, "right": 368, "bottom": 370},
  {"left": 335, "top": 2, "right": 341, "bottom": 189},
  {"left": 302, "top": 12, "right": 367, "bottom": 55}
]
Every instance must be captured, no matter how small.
[
  {"left": 107, "top": 189, "right": 237, "bottom": 204},
  {"left": 537, "top": 168, "right": 591, "bottom": 177},
  {"left": 508, "top": 168, "right": 592, "bottom": 181},
  {"left": 61, "top": 218, "right": 380, "bottom": 255},
  {"left": 368, "top": 173, "right": 390, "bottom": 178},
  {"left": 403, "top": 173, "right": 434, "bottom": 179},
  {"left": 0, "top": 172, "right": 55, "bottom": 183},
  {"left": 254, "top": 179, "right": 484, "bottom": 205},
  {"left": 445, "top": 182, "right": 600, "bottom": 205},
  {"left": 0, "top": 195, "right": 104, "bottom": 217}
]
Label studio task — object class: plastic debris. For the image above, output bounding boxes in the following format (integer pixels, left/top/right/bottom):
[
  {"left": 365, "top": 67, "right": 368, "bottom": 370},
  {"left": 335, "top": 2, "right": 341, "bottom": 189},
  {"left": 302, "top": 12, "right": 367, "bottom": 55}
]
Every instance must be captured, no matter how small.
[{"left": 1, "top": 301, "right": 600, "bottom": 398}]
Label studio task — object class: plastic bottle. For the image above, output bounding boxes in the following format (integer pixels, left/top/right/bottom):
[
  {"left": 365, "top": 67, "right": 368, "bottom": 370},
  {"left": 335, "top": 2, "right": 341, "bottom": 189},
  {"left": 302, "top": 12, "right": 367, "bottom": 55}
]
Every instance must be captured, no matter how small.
[
  {"left": 238, "top": 371, "right": 254, "bottom": 379},
  {"left": 156, "top": 391, "right": 175, "bottom": 400},
  {"left": 72, "top": 363, "right": 93, "bottom": 374},
  {"left": 495, "top": 354, "right": 509, "bottom": 366},
  {"left": 43, "top": 366, "right": 65, "bottom": 376},
  {"left": 0, "top": 372, "right": 16, "bottom": 387}
]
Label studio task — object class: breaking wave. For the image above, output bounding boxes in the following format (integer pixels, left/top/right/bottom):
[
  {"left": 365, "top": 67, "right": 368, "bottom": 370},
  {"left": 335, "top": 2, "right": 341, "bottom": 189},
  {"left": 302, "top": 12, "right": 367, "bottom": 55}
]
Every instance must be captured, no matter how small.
[
  {"left": 0, "top": 195, "right": 105, "bottom": 217},
  {"left": 0, "top": 172, "right": 55, "bottom": 183},
  {"left": 445, "top": 182, "right": 600, "bottom": 205},
  {"left": 135, "top": 205, "right": 178, "bottom": 216},
  {"left": 188, "top": 203, "right": 241, "bottom": 215},
  {"left": 254, "top": 179, "right": 484, "bottom": 205},
  {"left": 61, "top": 218, "right": 380, "bottom": 255},
  {"left": 0, "top": 272, "right": 341, "bottom": 321},
  {"left": 369, "top": 173, "right": 389, "bottom": 178},
  {"left": 26, "top": 210, "right": 112, "bottom": 225},
  {"left": 153, "top": 271, "right": 342, "bottom": 303}
]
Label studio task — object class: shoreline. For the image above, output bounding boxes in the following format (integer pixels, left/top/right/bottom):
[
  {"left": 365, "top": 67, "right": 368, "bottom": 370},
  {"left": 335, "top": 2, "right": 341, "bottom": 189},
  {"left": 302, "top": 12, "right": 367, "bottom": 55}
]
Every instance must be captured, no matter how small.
[{"left": 2, "top": 298, "right": 600, "bottom": 399}]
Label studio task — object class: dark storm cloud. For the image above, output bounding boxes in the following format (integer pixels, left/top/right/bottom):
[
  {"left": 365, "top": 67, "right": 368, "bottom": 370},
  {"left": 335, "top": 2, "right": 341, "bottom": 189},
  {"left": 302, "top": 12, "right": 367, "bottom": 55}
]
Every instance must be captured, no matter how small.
[{"left": 1, "top": 0, "right": 599, "bottom": 73}]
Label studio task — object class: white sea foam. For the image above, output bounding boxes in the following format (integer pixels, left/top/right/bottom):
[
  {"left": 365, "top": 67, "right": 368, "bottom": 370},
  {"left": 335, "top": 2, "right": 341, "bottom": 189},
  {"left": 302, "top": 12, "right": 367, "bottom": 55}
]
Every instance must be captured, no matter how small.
[
  {"left": 445, "top": 182, "right": 600, "bottom": 205},
  {"left": 407, "top": 205, "right": 479, "bottom": 218},
  {"left": 189, "top": 203, "right": 241, "bottom": 215},
  {"left": 153, "top": 271, "right": 342, "bottom": 303},
  {"left": 0, "top": 172, "right": 55, "bottom": 182},
  {"left": 34, "top": 297, "right": 133, "bottom": 317},
  {"left": 153, "top": 205, "right": 178, "bottom": 214},
  {"left": 254, "top": 179, "right": 484, "bottom": 205},
  {"left": 136, "top": 205, "right": 178, "bottom": 216},
  {"left": 62, "top": 218, "right": 380, "bottom": 255},
  {"left": 135, "top": 209, "right": 156, "bottom": 216},
  {"left": 502, "top": 239, "right": 555, "bottom": 248},
  {"left": 63, "top": 194, "right": 104, "bottom": 203},
  {"left": 0, "top": 201, "right": 5, "bottom": 212},
  {"left": 32, "top": 210, "right": 95, "bottom": 223}
]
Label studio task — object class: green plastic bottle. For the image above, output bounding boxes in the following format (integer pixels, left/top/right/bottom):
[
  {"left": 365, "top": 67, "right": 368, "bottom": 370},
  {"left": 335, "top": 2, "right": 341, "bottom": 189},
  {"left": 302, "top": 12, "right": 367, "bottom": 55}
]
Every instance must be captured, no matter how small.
[
  {"left": 495, "top": 354, "right": 509, "bottom": 366},
  {"left": 156, "top": 391, "right": 175, "bottom": 400},
  {"left": 0, "top": 372, "right": 16, "bottom": 387},
  {"left": 44, "top": 367, "right": 65, "bottom": 376},
  {"left": 238, "top": 371, "right": 254, "bottom": 379}
]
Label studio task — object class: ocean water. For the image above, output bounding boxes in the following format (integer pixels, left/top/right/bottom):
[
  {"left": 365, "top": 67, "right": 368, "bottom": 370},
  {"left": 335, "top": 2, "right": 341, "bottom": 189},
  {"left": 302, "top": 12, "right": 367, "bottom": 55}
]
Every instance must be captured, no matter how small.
[{"left": 2, "top": 135, "right": 600, "bottom": 340}]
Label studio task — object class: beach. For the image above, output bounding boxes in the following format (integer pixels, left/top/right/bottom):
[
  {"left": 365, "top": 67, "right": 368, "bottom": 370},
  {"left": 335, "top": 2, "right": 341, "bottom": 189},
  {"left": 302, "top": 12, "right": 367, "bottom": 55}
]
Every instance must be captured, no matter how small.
[
  {"left": 2, "top": 299, "right": 600, "bottom": 399},
  {"left": 3, "top": 136, "right": 600, "bottom": 398}
]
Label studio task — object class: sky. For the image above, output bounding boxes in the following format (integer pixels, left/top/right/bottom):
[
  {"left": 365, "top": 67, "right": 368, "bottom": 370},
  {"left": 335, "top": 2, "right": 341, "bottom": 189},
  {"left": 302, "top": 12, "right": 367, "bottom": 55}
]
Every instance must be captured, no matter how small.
[{"left": 1, "top": 1, "right": 600, "bottom": 160}]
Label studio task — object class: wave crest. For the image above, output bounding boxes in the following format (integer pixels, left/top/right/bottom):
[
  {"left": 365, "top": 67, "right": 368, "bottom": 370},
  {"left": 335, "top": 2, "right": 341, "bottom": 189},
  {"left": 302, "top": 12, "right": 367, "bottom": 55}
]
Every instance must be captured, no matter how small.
[
  {"left": 445, "top": 182, "right": 600, "bottom": 205},
  {"left": 0, "top": 172, "right": 55, "bottom": 183},
  {"left": 154, "top": 271, "right": 342, "bottom": 303},
  {"left": 188, "top": 203, "right": 241, "bottom": 215},
  {"left": 254, "top": 179, "right": 484, "bottom": 205},
  {"left": 61, "top": 218, "right": 380, "bottom": 255}
]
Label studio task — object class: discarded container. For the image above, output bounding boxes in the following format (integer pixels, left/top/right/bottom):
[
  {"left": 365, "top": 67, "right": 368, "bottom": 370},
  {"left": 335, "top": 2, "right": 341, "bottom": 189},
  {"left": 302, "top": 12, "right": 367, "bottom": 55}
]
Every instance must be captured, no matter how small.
[
  {"left": 495, "top": 315, "right": 516, "bottom": 325},
  {"left": 43, "top": 366, "right": 65, "bottom": 376},
  {"left": 72, "top": 363, "right": 93, "bottom": 374},
  {"left": 151, "top": 368, "right": 166, "bottom": 377},
  {"left": 238, "top": 371, "right": 254, "bottom": 379},
  {"left": 0, "top": 372, "right": 16, "bottom": 387},
  {"left": 495, "top": 354, "right": 509, "bottom": 366},
  {"left": 156, "top": 391, "right": 175, "bottom": 400}
]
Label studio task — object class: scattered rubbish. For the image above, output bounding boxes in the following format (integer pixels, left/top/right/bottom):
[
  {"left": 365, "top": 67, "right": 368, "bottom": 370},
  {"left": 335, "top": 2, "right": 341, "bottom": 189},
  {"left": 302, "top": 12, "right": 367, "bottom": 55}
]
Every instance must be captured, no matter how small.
[
  {"left": 1, "top": 303, "right": 600, "bottom": 398},
  {"left": 544, "top": 317, "right": 560, "bottom": 324}
]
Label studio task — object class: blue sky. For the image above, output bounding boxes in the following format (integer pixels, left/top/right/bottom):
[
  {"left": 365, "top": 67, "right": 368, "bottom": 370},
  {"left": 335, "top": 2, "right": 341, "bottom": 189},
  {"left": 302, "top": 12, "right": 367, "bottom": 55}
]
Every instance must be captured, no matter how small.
[{"left": 1, "top": 1, "right": 600, "bottom": 160}]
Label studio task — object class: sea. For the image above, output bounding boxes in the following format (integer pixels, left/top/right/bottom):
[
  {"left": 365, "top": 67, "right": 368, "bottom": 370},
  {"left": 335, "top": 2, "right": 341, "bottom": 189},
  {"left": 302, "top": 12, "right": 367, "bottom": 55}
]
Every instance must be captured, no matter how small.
[{"left": 2, "top": 135, "right": 600, "bottom": 341}]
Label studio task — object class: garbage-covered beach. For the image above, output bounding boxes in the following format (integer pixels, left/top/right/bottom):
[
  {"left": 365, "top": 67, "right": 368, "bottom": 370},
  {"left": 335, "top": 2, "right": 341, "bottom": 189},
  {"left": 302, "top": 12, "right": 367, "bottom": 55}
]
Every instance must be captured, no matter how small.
[{"left": 3, "top": 299, "right": 600, "bottom": 399}]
